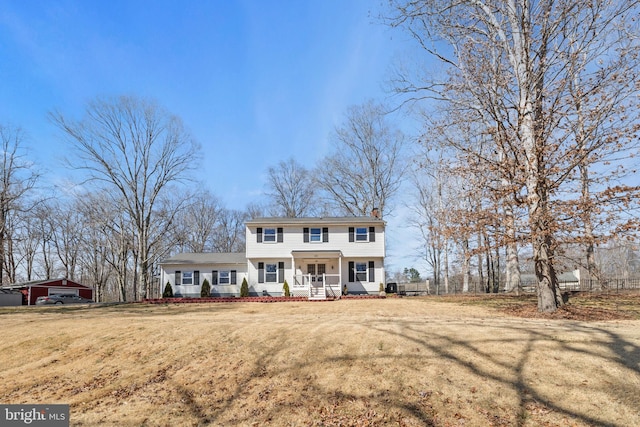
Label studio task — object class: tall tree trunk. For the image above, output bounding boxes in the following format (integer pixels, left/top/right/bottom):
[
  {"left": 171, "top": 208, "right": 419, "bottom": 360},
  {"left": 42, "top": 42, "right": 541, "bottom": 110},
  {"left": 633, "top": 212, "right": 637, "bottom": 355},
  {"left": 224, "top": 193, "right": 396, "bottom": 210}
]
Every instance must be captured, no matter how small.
[
  {"left": 484, "top": 245, "right": 492, "bottom": 293},
  {"left": 504, "top": 203, "right": 521, "bottom": 293},
  {"left": 530, "top": 184, "right": 562, "bottom": 311},
  {"left": 138, "top": 229, "right": 148, "bottom": 300},
  {"left": 462, "top": 239, "right": 470, "bottom": 293},
  {"left": 477, "top": 232, "right": 484, "bottom": 294},
  {"left": 514, "top": 2, "right": 561, "bottom": 312},
  {"left": 443, "top": 240, "right": 449, "bottom": 294}
]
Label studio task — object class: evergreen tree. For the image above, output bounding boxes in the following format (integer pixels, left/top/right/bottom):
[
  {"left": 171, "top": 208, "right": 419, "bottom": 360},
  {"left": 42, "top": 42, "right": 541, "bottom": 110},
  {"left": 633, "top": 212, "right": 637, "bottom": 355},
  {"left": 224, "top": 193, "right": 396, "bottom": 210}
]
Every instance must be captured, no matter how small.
[{"left": 200, "top": 278, "right": 210, "bottom": 297}]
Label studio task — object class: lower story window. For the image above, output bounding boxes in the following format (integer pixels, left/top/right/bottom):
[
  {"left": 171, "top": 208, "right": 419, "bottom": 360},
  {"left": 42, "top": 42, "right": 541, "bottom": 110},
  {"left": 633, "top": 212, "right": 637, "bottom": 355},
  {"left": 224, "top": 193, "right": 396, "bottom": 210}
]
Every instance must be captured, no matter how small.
[
  {"left": 266, "top": 263, "right": 278, "bottom": 282},
  {"left": 182, "top": 271, "right": 193, "bottom": 285},
  {"left": 219, "top": 271, "right": 230, "bottom": 284},
  {"left": 355, "top": 263, "right": 367, "bottom": 282}
]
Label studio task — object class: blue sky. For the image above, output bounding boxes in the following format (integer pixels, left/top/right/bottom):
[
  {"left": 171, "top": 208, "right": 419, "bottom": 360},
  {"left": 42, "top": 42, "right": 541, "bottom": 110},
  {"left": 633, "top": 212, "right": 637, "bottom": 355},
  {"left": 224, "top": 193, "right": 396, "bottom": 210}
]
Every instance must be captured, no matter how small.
[{"left": 0, "top": 0, "right": 426, "bottom": 275}]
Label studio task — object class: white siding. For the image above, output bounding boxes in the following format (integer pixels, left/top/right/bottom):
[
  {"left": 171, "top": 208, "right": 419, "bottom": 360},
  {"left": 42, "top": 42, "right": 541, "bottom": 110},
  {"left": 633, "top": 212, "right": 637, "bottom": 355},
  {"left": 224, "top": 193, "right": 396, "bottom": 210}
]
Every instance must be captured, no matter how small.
[
  {"left": 161, "top": 217, "right": 387, "bottom": 297},
  {"left": 160, "top": 263, "right": 247, "bottom": 297},
  {"left": 247, "top": 259, "right": 292, "bottom": 296},
  {"left": 245, "top": 224, "right": 385, "bottom": 259}
]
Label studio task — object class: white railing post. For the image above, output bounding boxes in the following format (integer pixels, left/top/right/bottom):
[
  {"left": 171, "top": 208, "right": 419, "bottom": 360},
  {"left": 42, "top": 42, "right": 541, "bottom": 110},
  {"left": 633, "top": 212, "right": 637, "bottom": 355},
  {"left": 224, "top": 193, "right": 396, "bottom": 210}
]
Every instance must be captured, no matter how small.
[{"left": 322, "top": 273, "right": 327, "bottom": 298}]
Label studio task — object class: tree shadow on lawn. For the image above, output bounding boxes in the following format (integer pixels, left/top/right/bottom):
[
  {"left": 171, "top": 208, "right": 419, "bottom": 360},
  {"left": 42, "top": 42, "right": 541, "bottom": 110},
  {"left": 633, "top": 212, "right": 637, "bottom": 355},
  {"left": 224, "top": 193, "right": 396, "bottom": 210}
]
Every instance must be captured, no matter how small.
[
  {"left": 70, "top": 310, "right": 638, "bottom": 426},
  {"left": 160, "top": 321, "right": 640, "bottom": 426},
  {"left": 169, "top": 329, "right": 439, "bottom": 426},
  {"left": 367, "top": 318, "right": 640, "bottom": 427},
  {"left": 159, "top": 316, "right": 640, "bottom": 426}
]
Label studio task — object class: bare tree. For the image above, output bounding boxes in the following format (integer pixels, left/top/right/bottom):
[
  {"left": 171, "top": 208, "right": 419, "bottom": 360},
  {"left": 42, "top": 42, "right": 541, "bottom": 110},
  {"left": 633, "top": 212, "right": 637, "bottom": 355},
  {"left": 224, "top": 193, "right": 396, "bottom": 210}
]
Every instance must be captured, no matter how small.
[
  {"left": 316, "top": 100, "right": 406, "bottom": 218},
  {"left": 74, "top": 192, "right": 113, "bottom": 302},
  {"left": 387, "top": 0, "right": 640, "bottom": 312},
  {"left": 172, "top": 190, "right": 222, "bottom": 252},
  {"left": 265, "top": 158, "right": 315, "bottom": 217},
  {"left": 49, "top": 200, "right": 83, "bottom": 281},
  {"left": 14, "top": 213, "right": 39, "bottom": 281},
  {"left": 0, "top": 125, "right": 39, "bottom": 284},
  {"left": 51, "top": 95, "right": 200, "bottom": 299},
  {"left": 32, "top": 204, "right": 56, "bottom": 280},
  {"left": 245, "top": 201, "right": 267, "bottom": 220},
  {"left": 409, "top": 168, "right": 444, "bottom": 293},
  {"left": 212, "top": 208, "right": 246, "bottom": 253}
]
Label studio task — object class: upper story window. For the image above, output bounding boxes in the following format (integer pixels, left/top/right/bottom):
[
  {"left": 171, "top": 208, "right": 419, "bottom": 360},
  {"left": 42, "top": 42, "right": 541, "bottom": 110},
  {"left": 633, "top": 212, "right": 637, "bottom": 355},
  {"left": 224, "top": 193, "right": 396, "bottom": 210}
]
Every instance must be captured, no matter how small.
[
  {"left": 264, "top": 228, "right": 276, "bottom": 242},
  {"left": 304, "top": 227, "right": 328, "bottom": 243},
  {"left": 257, "top": 227, "right": 283, "bottom": 243},
  {"left": 310, "top": 228, "right": 321, "bottom": 242},
  {"left": 355, "top": 227, "right": 368, "bottom": 241},
  {"left": 349, "top": 226, "right": 376, "bottom": 243}
]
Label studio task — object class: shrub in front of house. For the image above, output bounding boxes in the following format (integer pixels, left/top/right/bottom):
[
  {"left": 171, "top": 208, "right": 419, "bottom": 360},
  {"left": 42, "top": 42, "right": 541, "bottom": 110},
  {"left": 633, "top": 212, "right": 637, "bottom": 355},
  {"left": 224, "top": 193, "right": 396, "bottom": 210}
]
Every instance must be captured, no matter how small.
[
  {"left": 163, "top": 281, "right": 174, "bottom": 298},
  {"left": 200, "top": 278, "right": 211, "bottom": 297},
  {"left": 240, "top": 277, "right": 249, "bottom": 297},
  {"left": 283, "top": 280, "right": 290, "bottom": 297}
]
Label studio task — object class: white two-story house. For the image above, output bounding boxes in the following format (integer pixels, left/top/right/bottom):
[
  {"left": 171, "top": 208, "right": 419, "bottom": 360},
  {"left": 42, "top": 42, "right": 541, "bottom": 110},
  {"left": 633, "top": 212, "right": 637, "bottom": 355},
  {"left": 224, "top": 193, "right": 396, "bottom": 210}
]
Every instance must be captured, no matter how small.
[{"left": 159, "top": 215, "right": 386, "bottom": 300}]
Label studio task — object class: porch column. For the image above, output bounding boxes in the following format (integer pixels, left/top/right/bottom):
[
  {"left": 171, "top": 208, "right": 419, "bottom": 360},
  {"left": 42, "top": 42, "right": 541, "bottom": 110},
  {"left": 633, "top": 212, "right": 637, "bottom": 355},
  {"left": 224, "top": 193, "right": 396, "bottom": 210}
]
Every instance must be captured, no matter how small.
[{"left": 339, "top": 254, "right": 343, "bottom": 293}]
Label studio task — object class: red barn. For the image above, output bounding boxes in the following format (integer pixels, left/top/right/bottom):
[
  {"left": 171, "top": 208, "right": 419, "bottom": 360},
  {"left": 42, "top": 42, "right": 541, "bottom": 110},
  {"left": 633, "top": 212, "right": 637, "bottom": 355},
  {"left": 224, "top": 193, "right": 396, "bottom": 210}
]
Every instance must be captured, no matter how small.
[{"left": 1, "top": 278, "right": 94, "bottom": 306}]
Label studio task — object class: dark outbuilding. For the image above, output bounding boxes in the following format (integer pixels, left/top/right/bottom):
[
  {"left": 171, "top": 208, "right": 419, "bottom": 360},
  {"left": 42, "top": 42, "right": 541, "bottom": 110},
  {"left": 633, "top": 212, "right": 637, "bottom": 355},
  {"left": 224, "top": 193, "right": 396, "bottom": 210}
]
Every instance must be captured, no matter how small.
[{"left": 1, "top": 278, "right": 94, "bottom": 306}]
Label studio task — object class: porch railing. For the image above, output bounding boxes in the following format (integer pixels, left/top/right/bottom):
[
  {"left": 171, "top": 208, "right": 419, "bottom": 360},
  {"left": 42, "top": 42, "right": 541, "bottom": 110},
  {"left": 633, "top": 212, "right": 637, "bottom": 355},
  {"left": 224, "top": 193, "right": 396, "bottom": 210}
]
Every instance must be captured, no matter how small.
[{"left": 292, "top": 274, "right": 341, "bottom": 299}]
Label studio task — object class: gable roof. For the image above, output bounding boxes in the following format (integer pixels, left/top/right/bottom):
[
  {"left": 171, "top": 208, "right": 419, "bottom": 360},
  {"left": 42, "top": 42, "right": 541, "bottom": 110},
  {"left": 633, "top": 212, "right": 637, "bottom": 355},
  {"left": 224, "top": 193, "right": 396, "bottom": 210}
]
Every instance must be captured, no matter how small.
[
  {"left": 0, "top": 278, "right": 91, "bottom": 290},
  {"left": 246, "top": 216, "right": 385, "bottom": 226},
  {"left": 160, "top": 252, "right": 246, "bottom": 265}
]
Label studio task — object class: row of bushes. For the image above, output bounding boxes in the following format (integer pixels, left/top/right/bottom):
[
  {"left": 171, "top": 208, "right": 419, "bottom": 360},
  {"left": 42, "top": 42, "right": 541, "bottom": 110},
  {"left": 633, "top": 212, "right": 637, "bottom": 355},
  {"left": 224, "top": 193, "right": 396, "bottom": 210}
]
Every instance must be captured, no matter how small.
[{"left": 162, "top": 278, "right": 291, "bottom": 298}]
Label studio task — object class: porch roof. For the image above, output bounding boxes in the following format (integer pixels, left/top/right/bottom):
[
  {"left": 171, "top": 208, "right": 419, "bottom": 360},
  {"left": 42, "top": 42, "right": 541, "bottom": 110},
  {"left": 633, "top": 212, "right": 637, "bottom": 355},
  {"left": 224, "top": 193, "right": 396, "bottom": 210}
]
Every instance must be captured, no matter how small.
[{"left": 290, "top": 250, "right": 343, "bottom": 258}]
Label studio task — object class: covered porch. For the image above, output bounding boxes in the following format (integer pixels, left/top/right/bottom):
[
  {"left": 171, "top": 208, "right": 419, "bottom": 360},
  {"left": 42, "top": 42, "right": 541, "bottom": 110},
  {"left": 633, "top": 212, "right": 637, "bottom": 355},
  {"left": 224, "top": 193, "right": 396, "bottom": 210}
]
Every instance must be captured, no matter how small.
[{"left": 290, "top": 250, "right": 343, "bottom": 300}]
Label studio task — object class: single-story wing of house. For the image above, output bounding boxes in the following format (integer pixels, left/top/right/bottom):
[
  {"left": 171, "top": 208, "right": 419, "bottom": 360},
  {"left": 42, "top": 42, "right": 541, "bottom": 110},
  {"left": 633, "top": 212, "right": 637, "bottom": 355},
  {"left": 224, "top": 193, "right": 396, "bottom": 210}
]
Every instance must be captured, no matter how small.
[{"left": 159, "top": 252, "right": 248, "bottom": 298}]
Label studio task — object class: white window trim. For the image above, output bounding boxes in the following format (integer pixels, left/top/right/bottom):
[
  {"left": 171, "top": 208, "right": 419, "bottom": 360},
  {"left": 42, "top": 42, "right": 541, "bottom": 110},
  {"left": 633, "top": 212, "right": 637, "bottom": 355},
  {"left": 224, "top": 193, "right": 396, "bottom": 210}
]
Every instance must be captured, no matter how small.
[
  {"left": 265, "top": 263, "right": 278, "bottom": 282},
  {"left": 219, "top": 270, "right": 230, "bottom": 285},
  {"left": 182, "top": 271, "right": 193, "bottom": 285},
  {"left": 263, "top": 228, "right": 277, "bottom": 243},
  {"left": 355, "top": 227, "right": 369, "bottom": 242},
  {"left": 355, "top": 262, "right": 368, "bottom": 282},
  {"left": 309, "top": 227, "right": 322, "bottom": 243}
]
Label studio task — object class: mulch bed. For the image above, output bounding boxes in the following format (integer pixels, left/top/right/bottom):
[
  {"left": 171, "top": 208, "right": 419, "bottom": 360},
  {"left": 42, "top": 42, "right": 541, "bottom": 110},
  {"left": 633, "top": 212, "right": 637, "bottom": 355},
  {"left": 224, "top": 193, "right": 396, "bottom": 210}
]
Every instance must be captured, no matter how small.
[{"left": 144, "top": 295, "right": 386, "bottom": 304}]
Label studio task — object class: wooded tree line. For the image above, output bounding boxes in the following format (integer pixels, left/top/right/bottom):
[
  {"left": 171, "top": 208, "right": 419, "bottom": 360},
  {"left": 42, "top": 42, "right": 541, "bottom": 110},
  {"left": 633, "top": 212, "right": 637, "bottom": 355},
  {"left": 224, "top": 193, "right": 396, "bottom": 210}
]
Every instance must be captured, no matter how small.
[
  {"left": 0, "top": 98, "right": 248, "bottom": 301},
  {"left": 385, "top": 0, "right": 640, "bottom": 311},
  {"left": 2, "top": 1, "right": 639, "bottom": 312}
]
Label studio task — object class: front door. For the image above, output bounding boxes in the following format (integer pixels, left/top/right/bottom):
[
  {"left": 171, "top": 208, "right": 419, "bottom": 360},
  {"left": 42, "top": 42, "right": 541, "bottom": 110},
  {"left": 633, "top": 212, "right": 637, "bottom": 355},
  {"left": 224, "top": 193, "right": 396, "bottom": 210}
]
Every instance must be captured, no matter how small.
[{"left": 307, "top": 263, "right": 326, "bottom": 284}]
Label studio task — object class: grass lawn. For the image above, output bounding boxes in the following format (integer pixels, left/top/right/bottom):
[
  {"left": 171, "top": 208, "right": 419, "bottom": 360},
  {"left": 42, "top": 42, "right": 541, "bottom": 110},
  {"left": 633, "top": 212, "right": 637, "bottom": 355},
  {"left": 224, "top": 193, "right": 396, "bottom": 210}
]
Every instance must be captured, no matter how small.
[{"left": 1, "top": 294, "right": 639, "bottom": 426}]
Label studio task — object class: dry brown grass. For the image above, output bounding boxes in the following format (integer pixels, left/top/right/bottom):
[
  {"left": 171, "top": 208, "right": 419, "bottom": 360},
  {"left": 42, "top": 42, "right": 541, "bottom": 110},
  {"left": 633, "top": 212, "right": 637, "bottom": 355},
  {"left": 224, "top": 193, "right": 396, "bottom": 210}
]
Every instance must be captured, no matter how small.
[{"left": 1, "top": 296, "right": 639, "bottom": 426}]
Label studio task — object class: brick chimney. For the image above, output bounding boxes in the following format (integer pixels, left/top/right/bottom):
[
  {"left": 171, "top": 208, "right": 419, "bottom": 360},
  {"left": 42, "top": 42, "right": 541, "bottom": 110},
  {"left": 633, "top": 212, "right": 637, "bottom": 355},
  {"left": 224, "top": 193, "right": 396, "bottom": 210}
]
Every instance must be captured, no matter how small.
[{"left": 371, "top": 207, "right": 380, "bottom": 219}]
